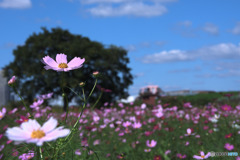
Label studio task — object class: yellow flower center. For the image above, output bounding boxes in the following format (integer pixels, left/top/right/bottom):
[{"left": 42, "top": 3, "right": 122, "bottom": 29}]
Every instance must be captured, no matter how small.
[
  {"left": 0, "top": 115, "right": 2, "bottom": 118},
  {"left": 31, "top": 129, "right": 45, "bottom": 139},
  {"left": 58, "top": 63, "right": 68, "bottom": 68},
  {"left": 201, "top": 155, "right": 205, "bottom": 158}
]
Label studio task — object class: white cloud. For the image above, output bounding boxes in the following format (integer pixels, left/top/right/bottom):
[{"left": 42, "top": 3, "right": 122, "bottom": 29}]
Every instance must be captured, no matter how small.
[
  {"left": 88, "top": 2, "right": 167, "bottom": 17},
  {"left": 125, "top": 41, "right": 165, "bottom": 52},
  {"left": 168, "top": 67, "right": 201, "bottom": 73},
  {"left": 231, "top": 22, "right": 240, "bottom": 35},
  {"left": 142, "top": 42, "right": 240, "bottom": 63},
  {"left": 203, "top": 23, "right": 219, "bottom": 35},
  {"left": 196, "top": 70, "right": 240, "bottom": 78},
  {"left": 0, "top": 0, "right": 31, "bottom": 9},
  {"left": 178, "top": 20, "right": 192, "bottom": 27},
  {"left": 196, "top": 43, "right": 240, "bottom": 60},
  {"left": 142, "top": 50, "right": 192, "bottom": 63},
  {"left": 173, "top": 20, "right": 198, "bottom": 37}
]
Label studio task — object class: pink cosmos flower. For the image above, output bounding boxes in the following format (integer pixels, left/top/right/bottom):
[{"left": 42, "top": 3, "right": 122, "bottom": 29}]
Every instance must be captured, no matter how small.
[
  {"left": 184, "top": 128, "right": 196, "bottom": 136},
  {"left": 93, "top": 139, "right": 100, "bottom": 145},
  {"left": 42, "top": 53, "right": 85, "bottom": 72},
  {"left": 176, "top": 153, "right": 187, "bottom": 159},
  {"left": 6, "top": 117, "right": 70, "bottom": 146},
  {"left": 145, "top": 131, "right": 153, "bottom": 136},
  {"left": 132, "top": 122, "right": 142, "bottom": 129},
  {"left": 0, "top": 145, "right": 4, "bottom": 152},
  {"left": 30, "top": 99, "right": 44, "bottom": 108},
  {"left": 146, "top": 140, "right": 157, "bottom": 148},
  {"left": 0, "top": 108, "right": 6, "bottom": 120},
  {"left": 8, "top": 76, "right": 16, "bottom": 85},
  {"left": 37, "top": 92, "right": 53, "bottom": 100},
  {"left": 96, "top": 85, "right": 112, "bottom": 93},
  {"left": 144, "top": 149, "right": 151, "bottom": 152},
  {"left": 225, "top": 133, "right": 233, "bottom": 138},
  {"left": 16, "top": 116, "right": 29, "bottom": 124},
  {"left": 224, "top": 143, "right": 234, "bottom": 151},
  {"left": 156, "top": 111, "right": 163, "bottom": 118},
  {"left": 193, "top": 151, "right": 211, "bottom": 159},
  {"left": 165, "top": 150, "right": 171, "bottom": 155},
  {"left": 19, "top": 150, "right": 34, "bottom": 160},
  {"left": 75, "top": 149, "right": 81, "bottom": 155},
  {"left": 8, "top": 108, "right": 18, "bottom": 114},
  {"left": 122, "top": 121, "right": 132, "bottom": 128},
  {"left": 184, "top": 102, "right": 192, "bottom": 108},
  {"left": 221, "top": 104, "right": 232, "bottom": 111}
]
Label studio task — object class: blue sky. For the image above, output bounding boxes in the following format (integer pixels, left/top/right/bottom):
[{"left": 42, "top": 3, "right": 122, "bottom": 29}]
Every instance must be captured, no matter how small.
[{"left": 0, "top": 0, "right": 240, "bottom": 96}]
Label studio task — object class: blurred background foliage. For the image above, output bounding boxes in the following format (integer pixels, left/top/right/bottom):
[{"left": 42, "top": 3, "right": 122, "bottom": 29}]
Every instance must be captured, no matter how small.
[{"left": 3, "top": 27, "right": 133, "bottom": 111}]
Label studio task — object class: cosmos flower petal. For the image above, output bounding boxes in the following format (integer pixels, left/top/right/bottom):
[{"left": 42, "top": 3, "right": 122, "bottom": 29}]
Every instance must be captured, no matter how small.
[
  {"left": 2, "top": 108, "right": 6, "bottom": 114},
  {"left": 36, "top": 141, "right": 43, "bottom": 146},
  {"left": 41, "top": 117, "right": 58, "bottom": 133},
  {"left": 193, "top": 155, "right": 203, "bottom": 159},
  {"left": 56, "top": 53, "right": 67, "bottom": 64},
  {"left": 6, "top": 127, "right": 30, "bottom": 141},
  {"left": 200, "top": 151, "right": 204, "bottom": 156},
  {"left": 27, "top": 119, "right": 41, "bottom": 130},
  {"left": 205, "top": 152, "right": 211, "bottom": 158},
  {"left": 21, "top": 121, "right": 35, "bottom": 132},
  {"left": 6, "top": 118, "right": 70, "bottom": 146},
  {"left": 42, "top": 56, "right": 58, "bottom": 68},
  {"left": 42, "top": 129, "right": 70, "bottom": 141},
  {"left": 67, "top": 57, "right": 85, "bottom": 68}
]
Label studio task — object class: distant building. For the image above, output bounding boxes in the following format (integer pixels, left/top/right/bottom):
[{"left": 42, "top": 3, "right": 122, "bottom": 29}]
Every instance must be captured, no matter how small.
[
  {"left": 165, "top": 90, "right": 215, "bottom": 96},
  {"left": 0, "top": 70, "right": 11, "bottom": 106},
  {"left": 139, "top": 85, "right": 163, "bottom": 106}
]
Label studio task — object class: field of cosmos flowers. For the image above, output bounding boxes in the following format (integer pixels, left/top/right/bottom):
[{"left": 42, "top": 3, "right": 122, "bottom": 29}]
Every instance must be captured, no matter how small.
[{"left": 0, "top": 53, "right": 240, "bottom": 160}]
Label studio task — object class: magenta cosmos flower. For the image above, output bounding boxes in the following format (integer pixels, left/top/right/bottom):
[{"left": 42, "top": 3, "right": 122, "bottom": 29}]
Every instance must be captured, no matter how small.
[
  {"left": 42, "top": 53, "right": 85, "bottom": 72},
  {"left": 6, "top": 117, "right": 70, "bottom": 146},
  {"left": 224, "top": 143, "right": 234, "bottom": 151},
  {"left": 193, "top": 151, "right": 211, "bottom": 159},
  {"left": 0, "top": 108, "right": 6, "bottom": 120},
  {"left": 221, "top": 104, "right": 232, "bottom": 111},
  {"left": 146, "top": 140, "right": 157, "bottom": 148}
]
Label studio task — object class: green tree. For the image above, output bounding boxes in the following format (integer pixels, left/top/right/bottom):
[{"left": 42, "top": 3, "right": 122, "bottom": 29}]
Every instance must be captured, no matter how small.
[{"left": 3, "top": 27, "right": 133, "bottom": 111}]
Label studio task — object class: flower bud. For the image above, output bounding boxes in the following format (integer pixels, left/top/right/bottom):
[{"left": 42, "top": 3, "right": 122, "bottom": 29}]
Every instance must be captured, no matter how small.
[
  {"left": 8, "top": 76, "right": 16, "bottom": 85},
  {"left": 79, "top": 82, "right": 85, "bottom": 87},
  {"left": 62, "top": 93, "right": 66, "bottom": 97},
  {"left": 92, "top": 71, "right": 100, "bottom": 78}
]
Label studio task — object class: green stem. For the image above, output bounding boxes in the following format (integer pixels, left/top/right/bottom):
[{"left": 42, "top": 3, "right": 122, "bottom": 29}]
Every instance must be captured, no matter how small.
[
  {"left": 91, "top": 91, "right": 103, "bottom": 110},
  {"left": 60, "top": 72, "right": 69, "bottom": 124},
  {"left": 64, "top": 79, "right": 98, "bottom": 142},
  {"left": 86, "top": 79, "right": 98, "bottom": 103},
  {"left": 82, "top": 88, "right": 86, "bottom": 102},
  {"left": 64, "top": 94, "right": 69, "bottom": 124},
  {"left": 39, "top": 147, "right": 43, "bottom": 160},
  {"left": 13, "top": 87, "right": 32, "bottom": 118}
]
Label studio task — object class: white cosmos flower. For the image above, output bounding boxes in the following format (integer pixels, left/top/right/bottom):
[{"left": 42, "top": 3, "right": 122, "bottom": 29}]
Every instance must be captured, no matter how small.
[{"left": 6, "top": 117, "right": 70, "bottom": 146}]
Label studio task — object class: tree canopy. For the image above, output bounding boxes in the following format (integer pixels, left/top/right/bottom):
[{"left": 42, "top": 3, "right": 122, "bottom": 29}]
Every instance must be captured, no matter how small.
[{"left": 4, "top": 27, "right": 133, "bottom": 110}]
